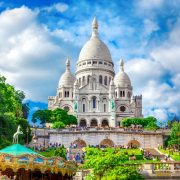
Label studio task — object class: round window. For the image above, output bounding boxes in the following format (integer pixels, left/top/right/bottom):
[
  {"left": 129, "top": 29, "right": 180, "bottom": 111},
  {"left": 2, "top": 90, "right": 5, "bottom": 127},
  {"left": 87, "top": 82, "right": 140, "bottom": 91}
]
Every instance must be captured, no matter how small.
[{"left": 120, "top": 106, "right": 126, "bottom": 112}]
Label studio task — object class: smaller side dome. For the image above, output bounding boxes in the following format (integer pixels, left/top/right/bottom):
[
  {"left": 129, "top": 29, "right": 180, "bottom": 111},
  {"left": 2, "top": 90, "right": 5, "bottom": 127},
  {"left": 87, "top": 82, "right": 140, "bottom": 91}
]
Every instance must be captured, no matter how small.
[
  {"left": 58, "top": 58, "right": 75, "bottom": 87},
  {"left": 114, "top": 59, "right": 131, "bottom": 87}
]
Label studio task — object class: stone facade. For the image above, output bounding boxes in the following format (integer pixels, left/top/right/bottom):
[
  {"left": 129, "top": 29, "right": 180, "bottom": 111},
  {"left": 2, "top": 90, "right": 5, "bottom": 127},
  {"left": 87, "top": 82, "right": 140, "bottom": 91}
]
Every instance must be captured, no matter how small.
[
  {"left": 37, "top": 130, "right": 163, "bottom": 149},
  {"left": 48, "top": 18, "right": 143, "bottom": 127}
]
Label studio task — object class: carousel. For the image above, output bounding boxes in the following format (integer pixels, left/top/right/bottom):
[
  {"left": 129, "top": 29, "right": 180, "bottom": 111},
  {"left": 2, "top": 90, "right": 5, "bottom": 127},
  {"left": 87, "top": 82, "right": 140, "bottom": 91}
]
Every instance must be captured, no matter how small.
[{"left": 0, "top": 126, "right": 76, "bottom": 180}]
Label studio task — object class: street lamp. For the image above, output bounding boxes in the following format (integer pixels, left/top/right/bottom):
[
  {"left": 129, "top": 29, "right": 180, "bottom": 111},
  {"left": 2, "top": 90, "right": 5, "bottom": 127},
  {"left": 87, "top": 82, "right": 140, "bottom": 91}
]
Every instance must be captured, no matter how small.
[
  {"left": 33, "top": 134, "right": 38, "bottom": 151},
  {"left": 26, "top": 127, "right": 29, "bottom": 145}
]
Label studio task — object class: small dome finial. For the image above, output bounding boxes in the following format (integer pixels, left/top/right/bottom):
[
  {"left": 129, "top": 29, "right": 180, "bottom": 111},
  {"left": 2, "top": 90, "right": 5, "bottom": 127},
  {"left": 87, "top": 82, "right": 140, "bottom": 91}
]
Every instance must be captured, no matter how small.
[
  {"left": 92, "top": 17, "right": 98, "bottom": 29},
  {"left": 66, "top": 57, "right": 70, "bottom": 71},
  {"left": 120, "top": 59, "right": 124, "bottom": 72},
  {"left": 92, "top": 17, "right": 98, "bottom": 37}
]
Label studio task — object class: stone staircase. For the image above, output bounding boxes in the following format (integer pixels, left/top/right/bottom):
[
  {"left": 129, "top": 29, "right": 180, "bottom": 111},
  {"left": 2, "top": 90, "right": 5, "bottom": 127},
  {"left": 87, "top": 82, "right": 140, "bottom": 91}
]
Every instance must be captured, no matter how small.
[{"left": 144, "top": 148, "right": 165, "bottom": 160}]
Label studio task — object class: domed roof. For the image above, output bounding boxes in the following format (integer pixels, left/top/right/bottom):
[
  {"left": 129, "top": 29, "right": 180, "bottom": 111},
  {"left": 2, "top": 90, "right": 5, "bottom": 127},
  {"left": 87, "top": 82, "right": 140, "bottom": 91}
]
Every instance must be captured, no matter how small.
[
  {"left": 114, "top": 60, "right": 131, "bottom": 87},
  {"left": 58, "top": 58, "right": 75, "bottom": 87},
  {"left": 78, "top": 18, "right": 112, "bottom": 62}
]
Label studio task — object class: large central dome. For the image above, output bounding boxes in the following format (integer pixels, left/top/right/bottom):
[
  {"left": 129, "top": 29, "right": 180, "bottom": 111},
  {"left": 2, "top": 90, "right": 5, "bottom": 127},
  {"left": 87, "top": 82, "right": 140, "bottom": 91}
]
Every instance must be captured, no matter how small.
[{"left": 78, "top": 18, "right": 112, "bottom": 63}]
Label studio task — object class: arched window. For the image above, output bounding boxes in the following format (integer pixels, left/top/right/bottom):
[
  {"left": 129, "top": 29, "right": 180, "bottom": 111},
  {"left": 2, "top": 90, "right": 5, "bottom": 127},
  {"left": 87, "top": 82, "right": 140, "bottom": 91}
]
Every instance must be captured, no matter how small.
[
  {"left": 115, "top": 91, "right": 117, "bottom": 97},
  {"left": 67, "top": 91, "right": 69, "bottom": 97},
  {"left": 87, "top": 75, "right": 90, "bottom": 83},
  {"left": 92, "top": 96, "right": 96, "bottom": 108},
  {"left": 109, "top": 77, "right": 111, "bottom": 84},
  {"left": 82, "top": 76, "right": 85, "bottom": 85},
  {"left": 80, "top": 119, "right": 87, "bottom": 127},
  {"left": 104, "top": 76, "right": 107, "bottom": 85},
  {"left": 83, "top": 104, "right": 85, "bottom": 112},
  {"left": 79, "top": 78, "right": 81, "bottom": 86},
  {"left": 91, "top": 119, "right": 98, "bottom": 127},
  {"left": 102, "top": 119, "right": 109, "bottom": 127},
  {"left": 123, "top": 91, "right": 125, "bottom": 97},
  {"left": 99, "top": 75, "right": 102, "bottom": 84},
  {"left": 65, "top": 91, "right": 67, "bottom": 97},
  {"left": 104, "top": 104, "right": 106, "bottom": 112},
  {"left": 120, "top": 91, "right": 122, "bottom": 97}
]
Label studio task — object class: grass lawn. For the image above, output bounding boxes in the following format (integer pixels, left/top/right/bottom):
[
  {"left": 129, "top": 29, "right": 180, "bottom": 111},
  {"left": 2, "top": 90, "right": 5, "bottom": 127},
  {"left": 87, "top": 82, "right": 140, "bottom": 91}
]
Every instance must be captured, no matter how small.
[
  {"left": 118, "top": 148, "right": 142, "bottom": 155},
  {"left": 159, "top": 149, "right": 180, "bottom": 161},
  {"left": 37, "top": 149, "right": 55, "bottom": 157}
]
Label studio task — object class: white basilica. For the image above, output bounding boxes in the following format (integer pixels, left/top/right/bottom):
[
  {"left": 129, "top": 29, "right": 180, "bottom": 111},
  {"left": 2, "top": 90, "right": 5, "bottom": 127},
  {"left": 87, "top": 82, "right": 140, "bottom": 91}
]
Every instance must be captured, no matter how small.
[{"left": 48, "top": 18, "right": 143, "bottom": 127}]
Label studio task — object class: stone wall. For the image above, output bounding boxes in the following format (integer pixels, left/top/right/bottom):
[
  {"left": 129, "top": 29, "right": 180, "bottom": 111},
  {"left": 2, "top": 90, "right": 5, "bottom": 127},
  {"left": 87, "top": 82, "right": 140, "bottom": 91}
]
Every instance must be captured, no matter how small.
[{"left": 46, "top": 130, "right": 163, "bottom": 148}]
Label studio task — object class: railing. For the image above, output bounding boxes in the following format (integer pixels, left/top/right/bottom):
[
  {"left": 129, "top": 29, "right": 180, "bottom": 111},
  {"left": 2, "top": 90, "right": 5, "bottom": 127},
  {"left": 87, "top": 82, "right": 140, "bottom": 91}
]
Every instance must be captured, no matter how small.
[{"left": 74, "top": 162, "right": 180, "bottom": 179}]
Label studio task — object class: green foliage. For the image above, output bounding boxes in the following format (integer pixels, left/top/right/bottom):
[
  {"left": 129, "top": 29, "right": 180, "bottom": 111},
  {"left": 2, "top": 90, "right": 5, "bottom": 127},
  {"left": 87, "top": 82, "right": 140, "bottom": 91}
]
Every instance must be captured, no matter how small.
[
  {"left": 54, "top": 147, "right": 66, "bottom": 159},
  {"left": 32, "top": 108, "right": 77, "bottom": 127},
  {"left": 159, "top": 148, "right": 180, "bottom": 161},
  {"left": 102, "top": 166, "right": 144, "bottom": 180},
  {"left": 168, "top": 122, "right": 180, "bottom": 148},
  {"left": 83, "top": 148, "right": 145, "bottom": 179},
  {"left": 52, "top": 121, "right": 65, "bottom": 129},
  {"left": 121, "top": 116, "right": 159, "bottom": 130},
  {"left": 32, "top": 109, "right": 52, "bottom": 124},
  {"left": 0, "top": 75, "right": 31, "bottom": 148},
  {"left": 37, "top": 147, "right": 66, "bottom": 159}
]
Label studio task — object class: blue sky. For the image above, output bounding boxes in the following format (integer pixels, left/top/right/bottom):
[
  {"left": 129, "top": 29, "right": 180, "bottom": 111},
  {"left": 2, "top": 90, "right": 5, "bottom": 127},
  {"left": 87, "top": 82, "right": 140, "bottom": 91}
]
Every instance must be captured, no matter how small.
[{"left": 0, "top": 0, "right": 180, "bottom": 123}]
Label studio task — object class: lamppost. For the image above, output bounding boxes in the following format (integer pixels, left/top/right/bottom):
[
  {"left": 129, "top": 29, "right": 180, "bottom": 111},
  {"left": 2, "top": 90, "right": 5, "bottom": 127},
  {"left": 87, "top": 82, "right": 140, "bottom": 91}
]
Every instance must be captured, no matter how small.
[
  {"left": 33, "top": 134, "right": 38, "bottom": 151},
  {"left": 26, "top": 127, "right": 29, "bottom": 145},
  {"left": 44, "top": 120, "right": 46, "bottom": 148}
]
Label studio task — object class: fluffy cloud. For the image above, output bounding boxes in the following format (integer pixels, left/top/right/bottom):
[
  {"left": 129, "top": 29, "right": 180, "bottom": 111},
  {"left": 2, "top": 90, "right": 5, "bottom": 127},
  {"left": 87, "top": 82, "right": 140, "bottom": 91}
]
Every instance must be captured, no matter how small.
[
  {"left": 125, "top": 17, "right": 180, "bottom": 120},
  {"left": 42, "top": 3, "right": 68, "bottom": 13},
  {"left": 0, "top": 1, "right": 179, "bottom": 122},
  {"left": 0, "top": 6, "right": 77, "bottom": 101},
  {"left": 138, "top": 0, "right": 164, "bottom": 11}
]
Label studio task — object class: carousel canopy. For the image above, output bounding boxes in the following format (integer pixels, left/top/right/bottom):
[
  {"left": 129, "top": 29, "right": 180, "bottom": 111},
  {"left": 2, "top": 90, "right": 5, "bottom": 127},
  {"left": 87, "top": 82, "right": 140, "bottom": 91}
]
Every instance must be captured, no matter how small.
[{"left": 0, "top": 144, "right": 39, "bottom": 156}]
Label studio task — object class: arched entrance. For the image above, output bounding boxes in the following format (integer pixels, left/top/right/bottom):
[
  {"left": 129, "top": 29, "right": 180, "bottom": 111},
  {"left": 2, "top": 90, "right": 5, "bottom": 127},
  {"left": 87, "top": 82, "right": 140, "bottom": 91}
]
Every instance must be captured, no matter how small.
[
  {"left": 101, "top": 119, "right": 109, "bottom": 127},
  {"left": 72, "top": 139, "right": 86, "bottom": 148},
  {"left": 127, "top": 140, "right": 141, "bottom": 148},
  {"left": 100, "top": 139, "right": 114, "bottom": 147},
  {"left": 90, "top": 119, "right": 98, "bottom": 127},
  {"left": 79, "top": 119, "right": 87, "bottom": 127}
]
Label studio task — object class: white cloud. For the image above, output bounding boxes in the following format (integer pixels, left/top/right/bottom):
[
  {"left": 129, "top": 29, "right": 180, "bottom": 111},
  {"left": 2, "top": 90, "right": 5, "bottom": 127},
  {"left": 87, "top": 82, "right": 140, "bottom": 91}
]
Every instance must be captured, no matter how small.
[
  {"left": 137, "top": 0, "right": 164, "bottom": 11},
  {"left": 0, "top": 6, "right": 77, "bottom": 102},
  {"left": 43, "top": 3, "right": 68, "bottom": 13},
  {"left": 124, "top": 17, "right": 180, "bottom": 120},
  {"left": 0, "top": 3, "right": 179, "bottom": 121}
]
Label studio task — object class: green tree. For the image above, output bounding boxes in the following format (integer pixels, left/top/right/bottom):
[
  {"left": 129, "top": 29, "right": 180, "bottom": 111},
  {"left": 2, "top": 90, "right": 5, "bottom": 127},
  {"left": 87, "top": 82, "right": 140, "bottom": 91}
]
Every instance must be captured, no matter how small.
[
  {"left": 0, "top": 75, "right": 31, "bottom": 148},
  {"left": 102, "top": 166, "right": 144, "bottom": 180},
  {"left": 83, "top": 148, "right": 144, "bottom": 180},
  {"left": 168, "top": 122, "right": 180, "bottom": 150},
  {"left": 32, "top": 108, "right": 77, "bottom": 126},
  {"left": 121, "top": 116, "right": 159, "bottom": 130},
  {"left": 54, "top": 147, "right": 66, "bottom": 159},
  {"left": 52, "top": 121, "right": 65, "bottom": 129},
  {"left": 32, "top": 109, "right": 52, "bottom": 124}
]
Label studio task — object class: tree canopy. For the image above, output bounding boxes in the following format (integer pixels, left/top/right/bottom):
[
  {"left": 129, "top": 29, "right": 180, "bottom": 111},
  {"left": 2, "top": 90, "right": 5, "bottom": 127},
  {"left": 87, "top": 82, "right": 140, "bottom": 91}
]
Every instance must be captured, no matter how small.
[
  {"left": 168, "top": 122, "right": 180, "bottom": 149},
  {"left": 32, "top": 108, "right": 77, "bottom": 127},
  {"left": 121, "top": 116, "right": 159, "bottom": 130},
  {"left": 0, "top": 75, "right": 31, "bottom": 148},
  {"left": 83, "top": 148, "right": 144, "bottom": 180}
]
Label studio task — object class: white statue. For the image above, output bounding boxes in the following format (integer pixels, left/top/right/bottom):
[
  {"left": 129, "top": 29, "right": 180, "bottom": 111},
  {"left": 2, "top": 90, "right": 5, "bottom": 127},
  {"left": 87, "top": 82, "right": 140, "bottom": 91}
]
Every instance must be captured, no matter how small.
[{"left": 13, "top": 125, "right": 23, "bottom": 144}]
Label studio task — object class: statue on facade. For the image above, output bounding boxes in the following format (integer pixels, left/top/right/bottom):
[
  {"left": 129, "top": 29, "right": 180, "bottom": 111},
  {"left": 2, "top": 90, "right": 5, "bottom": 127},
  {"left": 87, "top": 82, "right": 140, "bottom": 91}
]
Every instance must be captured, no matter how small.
[
  {"left": 13, "top": 125, "right": 23, "bottom": 144},
  {"left": 73, "top": 101, "right": 78, "bottom": 112}
]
